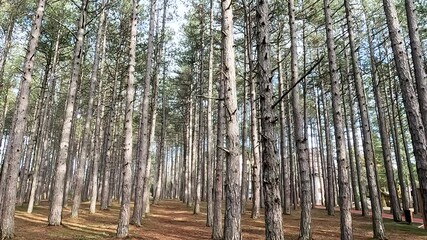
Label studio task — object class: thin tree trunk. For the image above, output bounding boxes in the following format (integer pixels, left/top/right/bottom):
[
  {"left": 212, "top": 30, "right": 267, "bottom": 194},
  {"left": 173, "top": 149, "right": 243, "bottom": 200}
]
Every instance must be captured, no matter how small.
[
  {"left": 277, "top": 40, "right": 291, "bottom": 215},
  {"left": 365, "top": 21, "right": 401, "bottom": 221},
  {"left": 71, "top": 0, "right": 106, "bottom": 218},
  {"left": 386, "top": 74, "right": 411, "bottom": 216},
  {"left": 116, "top": 0, "right": 138, "bottom": 237},
  {"left": 343, "top": 89, "right": 361, "bottom": 211},
  {"left": 325, "top": 1, "right": 353, "bottom": 238},
  {"left": 383, "top": 0, "right": 427, "bottom": 228},
  {"left": 221, "top": 1, "right": 242, "bottom": 238},
  {"left": 132, "top": 0, "right": 156, "bottom": 225},
  {"left": 405, "top": 0, "right": 427, "bottom": 139},
  {"left": 244, "top": 0, "right": 261, "bottom": 219},
  {"left": 212, "top": 70, "right": 224, "bottom": 240},
  {"left": 0, "top": 1, "right": 45, "bottom": 237},
  {"left": 206, "top": 0, "right": 214, "bottom": 226},
  {"left": 289, "top": 0, "right": 311, "bottom": 238},
  {"left": 240, "top": 52, "right": 248, "bottom": 214},
  {"left": 154, "top": 94, "right": 167, "bottom": 205},
  {"left": 90, "top": 8, "right": 107, "bottom": 213},
  {"left": 396, "top": 94, "right": 419, "bottom": 214},
  {"left": 320, "top": 79, "right": 335, "bottom": 215},
  {"left": 0, "top": 17, "right": 16, "bottom": 154},
  {"left": 49, "top": 0, "right": 88, "bottom": 226}
]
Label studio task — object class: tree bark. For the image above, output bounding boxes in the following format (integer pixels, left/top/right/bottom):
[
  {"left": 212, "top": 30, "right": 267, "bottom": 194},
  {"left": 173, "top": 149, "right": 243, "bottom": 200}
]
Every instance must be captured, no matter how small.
[
  {"left": 289, "top": 0, "right": 311, "bottom": 238},
  {"left": 0, "top": 0, "right": 45, "bottom": 237},
  {"left": 221, "top": 0, "right": 242, "bottom": 238},
  {"left": 206, "top": 0, "right": 214, "bottom": 226},
  {"left": 71, "top": 0, "right": 106, "bottom": 218},
  {"left": 132, "top": 0, "right": 156, "bottom": 225},
  {"left": 364, "top": 20, "right": 401, "bottom": 221},
  {"left": 212, "top": 64, "right": 224, "bottom": 240},
  {"left": 48, "top": 0, "right": 88, "bottom": 226},
  {"left": 383, "top": 0, "right": 427, "bottom": 228},
  {"left": 325, "top": 0, "right": 353, "bottom": 238},
  {"left": 244, "top": 0, "right": 261, "bottom": 219},
  {"left": 116, "top": 0, "right": 138, "bottom": 237},
  {"left": 405, "top": 0, "right": 427, "bottom": 139},
  {"left": 256, "top": 0, "right": 284, "bottom": 239}
]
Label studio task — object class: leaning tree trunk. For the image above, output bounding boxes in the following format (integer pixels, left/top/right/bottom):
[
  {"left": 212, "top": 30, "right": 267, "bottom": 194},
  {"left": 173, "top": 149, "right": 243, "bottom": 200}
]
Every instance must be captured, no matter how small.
[
  {"left": 221, "top": 1, "right": 242, "bottom": 239},
  {"left": 405, "top": 0, "right": 427, "bottom": 139},
  {"left": 325, "top": 0, "right": 353, "bottom": 238},
  {"left": 116, "top": 0, "right": 138, "bottom": 237},
  {"left": 17, "top": 68, "right": 47, "bottom": 207},
  {"left": 289, "top": 0, "right": 311, "bottom": 239},
  {"left": 256, "top": 0, "right": 284, "bottom": 239},
  {"left": 0, "top": 0, "right": 45, "bottom": 238},
  {"left": 0, "top": 17, "right": 16, "bottom": 153},
  {"left": 48, "top": 0, "right": 88, "bottom": 226},
  {"left": 383, "top": 0, "right": 427, "bottom": 228}
]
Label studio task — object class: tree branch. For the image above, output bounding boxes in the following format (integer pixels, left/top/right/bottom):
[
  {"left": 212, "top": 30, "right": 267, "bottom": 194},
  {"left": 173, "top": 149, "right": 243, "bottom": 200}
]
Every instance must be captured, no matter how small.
[{"left": 272, "top": 55, "right": 324, "bottom": 109}]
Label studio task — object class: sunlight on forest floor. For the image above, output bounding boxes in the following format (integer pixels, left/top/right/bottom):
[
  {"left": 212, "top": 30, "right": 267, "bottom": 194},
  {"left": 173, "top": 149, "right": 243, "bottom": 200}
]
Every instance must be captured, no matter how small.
[{"left": 13, "top": 200, "right": 427, "bottom": 239}]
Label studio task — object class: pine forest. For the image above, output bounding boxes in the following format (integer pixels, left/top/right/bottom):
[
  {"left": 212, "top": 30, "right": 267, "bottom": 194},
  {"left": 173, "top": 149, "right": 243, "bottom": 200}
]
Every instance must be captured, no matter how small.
[{"left": 0, "top": 0, "right": 427, "bottom": 239}]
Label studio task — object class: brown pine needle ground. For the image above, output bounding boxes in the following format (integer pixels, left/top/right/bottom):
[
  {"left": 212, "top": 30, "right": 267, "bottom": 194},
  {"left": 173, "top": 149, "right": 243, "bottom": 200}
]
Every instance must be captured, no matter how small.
[{"left": 14, "top": 200, "right": 427, "bottom": 239}]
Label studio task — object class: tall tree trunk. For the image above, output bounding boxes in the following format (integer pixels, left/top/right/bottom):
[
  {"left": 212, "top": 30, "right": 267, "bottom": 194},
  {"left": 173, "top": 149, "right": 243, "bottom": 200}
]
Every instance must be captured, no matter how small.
[
  {"left": 152, "top": 0, "right": 168, "bottom": 206},
  {"left": 132, "top": 0, "right": 156, "bottom": 225},
  {"left": 0, "top": 0, "right": 45, "bottom": 237},
  {"left": 17, "top": 63, "right": 49, "bottom": 207},
  {"left": 71, "top": 0, "right": 106, "bottom": 218},
  {"left": 194, "top": 16, "right": 204, "bottom": 213},
  {"left": 240, "top": 49, "right": 248, "bottom": 214},
  {"left": 48, "top": 0, "right": 88, "bottom": 226},
  {"left": 325, "top": 0, "right": 353, "bottom": 238},
  {"left": 320, "top": 79, "right": 334, "bottom": 215},
  {"left": 256, "top": 0, "right": 284, "bottom": 239},
  {"left": 385, "top": 73, "right": 411, "bottom": 216},
  {"left": 343, "top": 89, "right": 361, "bottom": 211},
  {"left": 212, "top": 73, "right": 224, "bottom": 240},
  {"left": 244, "top": 1, "right": 261, "bottom": 219},
  {"left": 383, "top": 0, "right": 427, "bottom": 228},
  {"left": 116, "top": 0, "right": 138, "bottom": 237},
  {"left": 154, "top": 94, "right": 167, "bottom": 205},
  {"left": 277, "top": 40, "right": 291, "bottom": 215},
  {"left": 28, "top": 80, "right": 55, "bottom": 213},
  {"left": 288, "top": 0, "right": 311, "bottom": 238},
  {"left": 90, "top": 6, "right": 107, "bottom": 213},
  {"left": 221, "top": 1, "right": 242, "bottom": 238},
  {"left": 316, "top": 87, "right": 328, "bottom": 207},
  {"left": 100, "top": 59, "right": 120, "bottom": 210},
  {"left": 364, "top": 21, "right": 401, "bottom": 221},
  {"left": 405, "top": 0, "right": 427, "bottom": 139},
  {"left": 0, "top": 17, "right": 16, "bottom": 156},
  {"left": 206, "top": 0, "right": 214, "bottom": 226},
  {"left": 396, "top": 91, "right": 419, "bottom": 214}
]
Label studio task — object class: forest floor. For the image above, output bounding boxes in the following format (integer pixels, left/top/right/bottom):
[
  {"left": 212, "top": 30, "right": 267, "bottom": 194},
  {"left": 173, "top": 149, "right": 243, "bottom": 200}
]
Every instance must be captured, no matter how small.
[{"left": 14, "top": 200, "right": 427, "bottom": 240}]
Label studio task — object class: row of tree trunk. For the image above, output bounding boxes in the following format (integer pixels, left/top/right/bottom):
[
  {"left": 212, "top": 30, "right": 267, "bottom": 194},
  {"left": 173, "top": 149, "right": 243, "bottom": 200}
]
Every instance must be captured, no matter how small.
[{"left": 0, "top": 0, "right": 426, "bottom": 239}]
